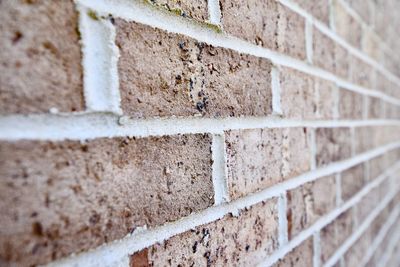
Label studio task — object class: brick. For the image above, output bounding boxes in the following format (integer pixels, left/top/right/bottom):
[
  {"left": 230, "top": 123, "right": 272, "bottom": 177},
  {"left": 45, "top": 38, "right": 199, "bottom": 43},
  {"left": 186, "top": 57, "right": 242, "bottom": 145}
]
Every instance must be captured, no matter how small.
[
  {"left": 353, "top": 182, "right": 381, "bottom": 224},
  {"left": 280, "top": 67, "right": 336, "bottom": 120},
  {"left": 287, "top": 175, "right": 336, "bottom": 239},
  {"left": 0, "top": 0, "right": 84, "bottom": 114},
  {"left": 385, "top": 104, "right": 400, "bottom": 120},
  {"left": 316, "top": 128, "right": 352, "bottom": 166},
  {"left": 362, "top": 28, "right": 382, "bottom": 62},
  {"left": 344, "top": 228, "right": 372, "bottom": 267},
  {"left": 147, "top": 0, "right": 208, "bottom": 22},
  {"left": 293, "top": 0, "right": 329, "bottom": 24},
  {"left": 341, "top": 164, "right": 364, "bottom": 201},
  {"left": 345, "top": 0, "right": 372, "bottom": 24},
  {"left": 368, "top": 97, "right": 385, "bottom": 119},
  {"left": 338, "top": 89, "right": 363, "bottom": 119},
  {"left": 272, "top": 238, "right": 313, "bottom": 267},
  {"left": 332, "top": 0, "right": 362, "bottom": 48},
  {"left": 225, "top": 128, "right": 311, "bottom": 199},
  {"left": 369, "top": 155, "right": 387, "bottom": 181},
  {"left": 354, "top": 126, "right": 400, "bottom": 154},
  {"left": 129, "top": 199, "right": 279, "bottom": 266},
  {"left": 115, "top": 19, "right": 273, "bottom": 118},
  {"left": 220, "top": 0, "right": 306, "bottom": 60},
  {"left": 349, "top": 55, "right": 375, "bottom": 88},
  {"left": 320, "top": 209, "right": 353, "bottom": 263},
  {"left": 313, "top": 29, "right": 349, "bottom": 79},
  {"left": 0, "top": 134, "right": 214, "bottom": 266}
]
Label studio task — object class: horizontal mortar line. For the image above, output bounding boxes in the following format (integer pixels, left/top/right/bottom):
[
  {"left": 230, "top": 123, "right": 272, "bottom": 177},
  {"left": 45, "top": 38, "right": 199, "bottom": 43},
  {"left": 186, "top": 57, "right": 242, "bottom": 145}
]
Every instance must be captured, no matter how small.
[
  {"left": 46, "top": 146, "right": 400, "bottom": 267},
  {"left": 323, "top": 186, "right": 400, "bottom": 267},
  {"left": 258, "top": 164, "right": 400, "bottom": 267},
  {"left": 379, "top": 225, "right": 400, "bottom": 267},
  {"left": 360, "top": 206, "right": 400, "bottom": 267},
  {"left": 278, "top": 0, "right": 400, "bottom": 86},
  {"left": 76, "top": 0, "right": 400, "bottom": 106},
  {"left": 1, "top": 113, "right": 400, "bottom": 141}
]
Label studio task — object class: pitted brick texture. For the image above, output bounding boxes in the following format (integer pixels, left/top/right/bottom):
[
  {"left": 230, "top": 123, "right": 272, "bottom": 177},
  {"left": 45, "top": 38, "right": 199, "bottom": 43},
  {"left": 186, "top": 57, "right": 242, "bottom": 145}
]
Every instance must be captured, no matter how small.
[
  {"left": 116, "top": 20, "right": 273, "bottom": 118},
  {"left": 220, "top": 0, "right": 306, "bottom": 60},
  {"left": 225, "top": 128, "right": 311, "bottom": 199},
  {"left": 148, "top": 0, "right": 208, "bottom": 22},
  {"left": 0, "top": 0, "right": 84, "bottom": 114},
  {"left": 272, "top": 238, "right": 313, "bottom": 267},
  {"left": 129, "top": 199, "right": 279, "bottom": 267},
  {"left": 0, "top": 134, "right": 214, "bottom": 266}
]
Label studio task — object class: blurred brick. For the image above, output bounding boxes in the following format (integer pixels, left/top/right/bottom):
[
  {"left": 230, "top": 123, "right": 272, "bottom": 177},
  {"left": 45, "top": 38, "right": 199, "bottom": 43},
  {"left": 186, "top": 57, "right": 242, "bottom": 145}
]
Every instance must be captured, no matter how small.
[
  {"left": 341, "top": 164, "right": 365, "bottom": 201},
  {"left": 272, "top": 238, "right": 313, "bottom": 267},
  {"left": 338, "top": 89, "right": 364, "bottom": 119},
  {"left": 316, "top": 128, "right": 352, "bottom": 166},
  {"left": 332, "top": 0, "right": 362, "bottom": 48},
  {"left": 225, "top": 128, "right": 311, "bottom": 199},
  {"left": 293, "top": 0, "right": 329, "bottom": 24}
]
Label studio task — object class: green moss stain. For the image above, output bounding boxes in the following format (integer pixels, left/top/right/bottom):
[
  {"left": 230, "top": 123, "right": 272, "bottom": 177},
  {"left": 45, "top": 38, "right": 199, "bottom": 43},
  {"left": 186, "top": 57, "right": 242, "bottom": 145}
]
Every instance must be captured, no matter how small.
[{"left": 87, "top": 10, "right": 99, "bottom": 21}]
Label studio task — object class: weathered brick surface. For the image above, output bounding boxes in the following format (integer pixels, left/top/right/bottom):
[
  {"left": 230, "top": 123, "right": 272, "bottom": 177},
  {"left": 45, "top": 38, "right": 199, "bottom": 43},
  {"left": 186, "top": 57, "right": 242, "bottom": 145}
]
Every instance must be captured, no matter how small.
[
  {"left": 0, "top": 0, "right": 84, "bottom": 114},
  {"left": 332, "top": 0, "right": 362, "bottom": 48},
  {"left": 287, "top": 175, "right": 336, "bottom": 239},
  {"left": 316, "top": 128, "right": 352, "bottom": 166},
  {"left": 338, "top": 89, "right": 363, "bottom": 119},
  {"left": 116, "top": 19, "right": 273, "bottom": 118},
  {"left": 220, "top": 0, "right": 306, "bottom": 60},
  {"left": 147, "top": 0, "right": 208, "bottom": 22},
  {"left": 129, "top": 199, "right": 279, "bottom": 266},
  {"left": 313, "top": 29, "right": 349, "bottom": 79},
  {"left": 272, "top": 238, "right": 313, "bottom": 267},
  {"left": 0, "top": 134, "right": 214, "bottom": 266},
  {"left": 280, "top": 67, "right": 336, "bottom": 120},
  {"left": 225, "top": 128, "right": 311, "bottom": 199},
  {"left": 293, "top": 0, "right": 329, "bottom": 24},
  {"left": 320, "top": 210, "right": 354, "bottom": 263},
  {"left": 341, "top": 164, "right": 365, "bottom": 201}
]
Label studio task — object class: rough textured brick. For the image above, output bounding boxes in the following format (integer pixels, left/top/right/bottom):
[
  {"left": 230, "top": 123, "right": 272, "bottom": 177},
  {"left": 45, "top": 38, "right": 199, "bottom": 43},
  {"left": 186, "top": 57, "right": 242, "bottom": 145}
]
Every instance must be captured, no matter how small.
[
  {"left": 0, "top": 134, "right": 214, "bottom": 266},
  {"left": 0, "top": 0, "right": 84, "bottom": 114},
  {"left": 349, "top": 55, "right": 375, "bottom": 88},
  {"left": 220, "top": 0, "right": 306, "bottom": 60},
  {"left": 129, "top": 199, "right": 279, "bottom": 266},
  {"left": 313, "top": 29, "right": 349, "bottom": 79},
  {"left": 225, "top": 128, "right": 311, "bottom": 199},
  {"left": 332, "top": 0, "right": 362, "bottom": 48},
  {"left": 115, "top": 19, "right": 273, "bottom": 118},
  {"left": 280, "top": 67, "right": 336, "bottom": 119},
  {"left": 272, "top": 238, "right": 313, "bottom": 267},
  {"left": 320, "top": 210, "right": 353, "bottom": 263},
  {"left": 316, "top": 128, "right": 352, "bottom": 166},
  {"left": 287, "top": 175, "right": 336, "bottom": 239},
  {"left": 293, "top": 0, "right": 329, "bottom": 24},
  {"left": 338, "top": 89, "right": 363, "bottom": 119},
  {"left": 341, "top": 164, "right": 365, "bottom": 201},
  {"left": 147, "top": 0, "right": 208, "bottom": 22}
]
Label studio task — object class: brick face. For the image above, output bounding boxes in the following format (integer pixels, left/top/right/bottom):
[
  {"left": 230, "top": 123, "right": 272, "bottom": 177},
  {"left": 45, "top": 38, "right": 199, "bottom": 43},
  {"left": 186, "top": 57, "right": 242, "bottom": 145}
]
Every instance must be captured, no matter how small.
[
  {"left": 338, "top": 89, "right": 364, "bottom": 119},
  {"left": 0, "top": 0, "right": 84, "bottom": 114},
  {"left": 130, "top": 199, "right": 279, "bottom": 267},
  {"left": 287, "top": 175, "right": 336, "bottom": 239},
  {"left": 147, "top": 0, "right": 208, "bottom": 22},
  {"left": 332, "top": 0, "right": 362, "bottom": 48},
  {"left": 272, "top": 238, "right": 313, "bottom": 267},
  {"left": 316, "top": 128, "right": 352, "bottom": 166},
  {"left": 293, "top": 0, "right": 329, "bottom": 24},
  {"left": 341, "top": 164, "right": 365, "bottom": 201},
  {"left": 225, "top": 128, "right": 311, "bottom": 199},
  {"left": 116, "top": 19, "right": 273, "bottom": 118},
  {"left": 0, "top": 134, "right": 214, "bottom": 266},
  {"left": 221, "top": 0, "right": 306, "bottom": 60}
]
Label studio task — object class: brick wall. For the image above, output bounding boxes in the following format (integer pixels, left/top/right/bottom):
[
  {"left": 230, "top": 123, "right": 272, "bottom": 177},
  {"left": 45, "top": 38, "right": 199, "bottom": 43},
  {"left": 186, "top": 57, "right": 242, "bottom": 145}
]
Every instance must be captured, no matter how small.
[{"left": 0, "top": 0, "right": 400, "bottom": 266}]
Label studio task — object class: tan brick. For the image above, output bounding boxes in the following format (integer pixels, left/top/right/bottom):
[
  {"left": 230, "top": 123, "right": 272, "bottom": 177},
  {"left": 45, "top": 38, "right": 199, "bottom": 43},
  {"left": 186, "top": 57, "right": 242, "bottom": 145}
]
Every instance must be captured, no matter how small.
[
  {"left": 293, "top": 0, "right": 329, "bottom": 24},
  {"left": 368, "top": 97, "right": 385, "bottom": 119},
  {"left": 320, "top": 209, "right": 353, "bottom": 263},
  {"left": 354, "top": 126, "right": 400, "bottom": 154},
  {"left": 316, "top": 128, "right": 352, "bottom": 166},
  {"left": 287, "top": 175, "right": 336, "bottom": 239},
  {"left": 225, "top": 128, "right": 311, "bottom": 199},
  {"left": 332, "top": 0, "right": 362, "bottom": 48},
  {"left": 272, "top": 238, "right": 313, "bottom": 267},
  {"left": 385, "top": 104, "right": 400, "bottom": 120},
  {"left": 280, "top": 67, "right": 336, "bottom": 120},
  {"left": 130, "top": 199, "right": 279, "bottom": 266},
  {"left": 147, "top": 0, "right": 208, "bottom": 22},
  {"left": 344, "top": 228, "right": 372, "bottom": 267},
  {"left": 369, "top": 155, "right": 387, "bottom": 181},
  {"left": 341, "top": 164, "right": 365, "bottom": 201},
  {"left": 0, "top": 0, "right": 84, "bottom": 114},
  {"left": 313, "top": 29, "right": 349, "bottom": 79},
  {"left": 349, "top": 55, "right": 375, "bottom": 88},
  {"left": 338, "top": 89, "right": 363, "bottom": 119},
  {"left": 115, "top": 19, "right": 273, "bottom": 118},
  {"left": 353, "top": 182, "right": 381, "bottom": 223},
  {"left": 220, "top": 0, "right": 306, "bottom": 60},
  {"left": 362, "top": 28, "right": 382, "bottom": 62},
  {"left": 0, "top": 134, "right": 214, "bottom": 266}
]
